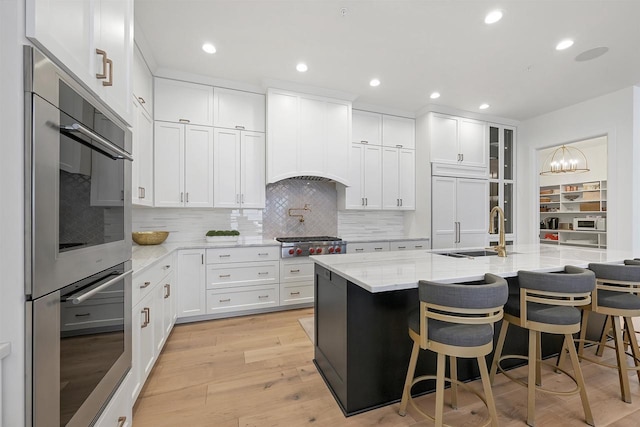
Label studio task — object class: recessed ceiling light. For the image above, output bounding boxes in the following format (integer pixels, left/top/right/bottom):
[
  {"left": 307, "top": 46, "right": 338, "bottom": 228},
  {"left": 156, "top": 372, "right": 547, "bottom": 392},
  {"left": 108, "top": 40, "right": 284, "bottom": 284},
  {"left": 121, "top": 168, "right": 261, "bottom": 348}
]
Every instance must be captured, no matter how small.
[
  {"left": 296, "top": 63, "right": 308, "bottom": 72},
  {"left": 430, "top": 92, "right": 441, "bottom": 99},
  {"left": 369, "top": 78, "right": 381, "bottom": 87},
  {"left": 556, "top": 39, "right": 574, "bottom": 51},
  {"left": 484, "top": 10, "right": 503, "bottom": 24},
  {"left": 202, "top": 43, "right": 216, "bottom": 54},
  {"left": 479, "top": 103, "right": 490, "bottom": 110}
]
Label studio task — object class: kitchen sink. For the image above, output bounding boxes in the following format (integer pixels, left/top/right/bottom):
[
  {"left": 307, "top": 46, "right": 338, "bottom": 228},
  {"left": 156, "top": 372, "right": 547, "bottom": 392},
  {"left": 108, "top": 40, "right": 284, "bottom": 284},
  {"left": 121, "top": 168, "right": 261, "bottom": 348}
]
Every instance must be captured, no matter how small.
[{"left": 435, "top": 249, "right": 516, "bottom": 258}]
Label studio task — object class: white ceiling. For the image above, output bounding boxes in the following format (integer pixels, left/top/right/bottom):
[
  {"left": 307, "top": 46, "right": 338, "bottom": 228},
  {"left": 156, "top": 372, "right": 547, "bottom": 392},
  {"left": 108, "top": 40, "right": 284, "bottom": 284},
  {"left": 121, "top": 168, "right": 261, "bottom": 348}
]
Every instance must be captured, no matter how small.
[{"left": 135, "top": 0, "right": 640, "bottom": 121}]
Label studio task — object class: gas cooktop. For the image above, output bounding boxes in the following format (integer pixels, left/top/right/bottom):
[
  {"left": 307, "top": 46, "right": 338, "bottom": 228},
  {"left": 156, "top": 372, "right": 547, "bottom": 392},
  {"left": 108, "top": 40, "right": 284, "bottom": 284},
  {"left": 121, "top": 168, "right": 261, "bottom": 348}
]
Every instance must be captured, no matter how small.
[{"left": 276, "top": 236, "right": 346, "bottom": 258}]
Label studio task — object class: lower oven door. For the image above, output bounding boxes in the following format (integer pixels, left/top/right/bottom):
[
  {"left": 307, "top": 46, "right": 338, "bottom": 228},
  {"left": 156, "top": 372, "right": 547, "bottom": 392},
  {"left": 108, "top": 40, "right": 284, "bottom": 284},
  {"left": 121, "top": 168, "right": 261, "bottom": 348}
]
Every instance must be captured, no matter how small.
[{"left": 28, "top": 261, "right": 132, "bottom": 427}]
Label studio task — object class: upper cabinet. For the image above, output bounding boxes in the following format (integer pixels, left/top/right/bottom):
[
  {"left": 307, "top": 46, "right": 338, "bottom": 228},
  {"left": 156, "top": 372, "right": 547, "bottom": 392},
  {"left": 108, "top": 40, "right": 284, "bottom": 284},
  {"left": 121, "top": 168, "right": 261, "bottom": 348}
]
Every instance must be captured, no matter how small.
[
  {"left": 131, "top": 97, "right": 153, "bottom": 207},
  {"left": 213, "top": 88, "right": 265, "bottom": 132},
  {"left": 26, "top": 0, "right": 134, "bottom": 124},
  {"left": 382, "top": 115, "right": 415, "bottom": 149},
  {"left": 133, "top": 46, "right": 153, "bottom": 116},
  {"left": 154, "top": 78, "right": 214, "bottom": 126},
  {"left": 429, "top": 113, "right": 487, "bottom": 178},
  {"left": 267, "top": 89, "right": 351, "bottom": 185},
  {"left": 352, "top": 110, "right": 382, "bottom": 145}
]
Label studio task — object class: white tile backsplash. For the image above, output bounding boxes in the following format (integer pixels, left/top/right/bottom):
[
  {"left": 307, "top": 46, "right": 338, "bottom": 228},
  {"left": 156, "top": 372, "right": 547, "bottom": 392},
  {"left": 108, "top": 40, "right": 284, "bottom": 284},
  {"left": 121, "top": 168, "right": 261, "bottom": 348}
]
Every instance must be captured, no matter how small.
[{"left": 337, "top": 210, "right": 406, "bottom": 239}]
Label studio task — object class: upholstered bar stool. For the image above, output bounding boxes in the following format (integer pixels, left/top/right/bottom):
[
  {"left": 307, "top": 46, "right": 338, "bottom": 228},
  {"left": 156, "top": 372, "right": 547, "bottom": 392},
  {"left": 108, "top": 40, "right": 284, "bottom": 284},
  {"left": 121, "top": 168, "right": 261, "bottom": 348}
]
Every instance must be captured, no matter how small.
[
  {"left": 398, "top": 273, "right": 508, "bottom": 427},
  {"left": 557, "top": 261, "right": 640, "bottom": 403},
  {"left": 489, "top": 266, "right": 595, "bottom": 427}
]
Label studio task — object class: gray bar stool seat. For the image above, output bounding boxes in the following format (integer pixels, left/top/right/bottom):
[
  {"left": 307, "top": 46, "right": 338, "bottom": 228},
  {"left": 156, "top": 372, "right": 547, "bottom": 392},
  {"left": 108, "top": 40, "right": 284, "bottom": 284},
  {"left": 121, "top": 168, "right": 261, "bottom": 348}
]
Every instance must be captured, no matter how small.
[
  {"left": 557, "top": 261, "right": 640, "bottom": 403},
  {"left": 489, "top": 266, "right": 595, "bottom": 427},
  {"left": 398, "top": 273, "right": 508, "bottom": 427}
]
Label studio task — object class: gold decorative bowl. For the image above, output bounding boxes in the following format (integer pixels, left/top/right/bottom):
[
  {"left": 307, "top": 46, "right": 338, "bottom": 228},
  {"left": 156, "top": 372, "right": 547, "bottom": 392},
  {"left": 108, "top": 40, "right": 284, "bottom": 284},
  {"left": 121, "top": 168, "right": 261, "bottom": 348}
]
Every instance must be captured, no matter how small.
[{"left": 132, "top": 231, "right": 169, "bottom": 245}]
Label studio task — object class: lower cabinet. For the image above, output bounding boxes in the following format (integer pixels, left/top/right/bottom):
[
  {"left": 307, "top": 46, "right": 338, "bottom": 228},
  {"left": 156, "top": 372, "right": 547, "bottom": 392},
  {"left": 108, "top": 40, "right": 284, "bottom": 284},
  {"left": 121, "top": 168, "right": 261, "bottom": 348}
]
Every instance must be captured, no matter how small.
[
  {"left": 389, "top": 239, "right": 430, "bottom": 251},
  {"left": 94, "top": 372, "right": 132, "bottom": 427},
  {"left": 280, "top": 258, "right": 314, "bottom": 306},
  {"left": 131, "top": 254, "right": 176, "bottom": 402},
  {"left": 346, "top": 241, "right": 390, "bottom": 254},
  {"left": 176, "top": 249, "right": 206, "bottom": 318},
  {"left": 206, "top": 285, "right": 279, "bottom": 314}
]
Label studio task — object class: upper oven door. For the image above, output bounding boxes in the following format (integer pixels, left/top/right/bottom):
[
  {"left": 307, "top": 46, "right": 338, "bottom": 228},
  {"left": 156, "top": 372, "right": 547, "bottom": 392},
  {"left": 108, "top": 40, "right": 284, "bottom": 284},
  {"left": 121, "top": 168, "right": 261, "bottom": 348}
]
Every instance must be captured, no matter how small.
[{"left": 26, "top": 90, "right": 132, "bottom": 299}]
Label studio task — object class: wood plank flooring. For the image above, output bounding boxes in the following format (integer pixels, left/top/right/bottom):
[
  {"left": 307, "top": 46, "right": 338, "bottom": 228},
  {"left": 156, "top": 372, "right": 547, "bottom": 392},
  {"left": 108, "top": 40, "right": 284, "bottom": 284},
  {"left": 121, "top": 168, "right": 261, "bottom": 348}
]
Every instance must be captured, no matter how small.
[{"left": 133, "top": 309, "right": 640, "bottom": 426}]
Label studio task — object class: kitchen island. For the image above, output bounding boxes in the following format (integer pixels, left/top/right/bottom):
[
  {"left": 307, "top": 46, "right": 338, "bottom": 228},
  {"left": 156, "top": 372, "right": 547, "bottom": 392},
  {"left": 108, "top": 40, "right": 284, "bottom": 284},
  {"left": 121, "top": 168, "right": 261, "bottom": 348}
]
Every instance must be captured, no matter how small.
[{"left": 310, "top": 244, "right": 635, "bottom": 415}]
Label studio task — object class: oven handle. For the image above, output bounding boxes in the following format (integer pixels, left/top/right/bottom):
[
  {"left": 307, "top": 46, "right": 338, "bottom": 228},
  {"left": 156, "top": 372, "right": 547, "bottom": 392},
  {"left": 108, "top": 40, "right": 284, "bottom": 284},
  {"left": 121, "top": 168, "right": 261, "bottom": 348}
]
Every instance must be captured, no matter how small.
[
  {"left": 61, "top": 123, "right": 133, "bottom": 161},
  {"left": 68, "top": 269, "right": 133, "bottom": 304}
]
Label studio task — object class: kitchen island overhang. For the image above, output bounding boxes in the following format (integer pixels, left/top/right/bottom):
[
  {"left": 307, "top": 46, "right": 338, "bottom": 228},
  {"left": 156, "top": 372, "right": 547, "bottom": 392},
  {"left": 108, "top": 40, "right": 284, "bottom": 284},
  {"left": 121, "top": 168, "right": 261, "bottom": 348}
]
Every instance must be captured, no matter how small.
[{"left": 311, "top": 245, "right": 635, "bottom": 416}]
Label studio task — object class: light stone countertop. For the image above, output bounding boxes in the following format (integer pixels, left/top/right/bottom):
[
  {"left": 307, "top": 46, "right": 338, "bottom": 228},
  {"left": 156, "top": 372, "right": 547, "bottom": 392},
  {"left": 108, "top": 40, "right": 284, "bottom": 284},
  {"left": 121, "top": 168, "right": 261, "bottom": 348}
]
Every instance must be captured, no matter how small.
[
  {"left": 342, "top": 236, "right": 430, "bottom": 243},
  {"left": 132, "top": 237, "right": 281, "bottom": 274},
  {"left": 310, "top": 244, "right": 637, "bottom": 293}
]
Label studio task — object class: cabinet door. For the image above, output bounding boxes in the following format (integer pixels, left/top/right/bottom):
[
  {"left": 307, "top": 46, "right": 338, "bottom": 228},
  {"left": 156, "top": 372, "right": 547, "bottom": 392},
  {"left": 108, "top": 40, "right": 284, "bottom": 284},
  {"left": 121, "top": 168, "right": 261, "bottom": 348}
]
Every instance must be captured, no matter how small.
[
  {"left": 347, "top": 241, "right": 390, "bottom": 254},
  {"left": 459, "top": 118, "right": 487, "bottom": 167},
  {"left": 430, "top": 114, "right": 459, "bottom": 164},
  {"left": 154, "top": 121, "right": 184, "bottom": 207},
  {"left": 137, "top": 291, "right": 156, "bottom": 385},
  {"left": 154, "top": 78, "right": 214, "bottom": 126},
  {"left": 298, "top": 96, "right": 326, "bottom": 176},
  {"left": 457, "top": 178, "right": 489, "bottom": 247},
  {"left": 382, "top": 115, "right": 415, "bottom": 149},
  {"left": 352, "top": 110, "right": 382, "bottom": 145},
  {"left": 381, "top": 147, "right": 400, "bottom": 210},
  {"left": 177, "top": 250, "right": 206, "bottom": 318},
  {"left": 325, "top": 101, "right": 350, "bottom": 184},
  {"left": 93, "top": 0, "right": 133, "bottom": 123},
  {"left": 184, "top": 125, "right": 214, "bottom": 207},
  {"left": 267, "top": 91, "right": 298, "bottom": 182},
  {"left": 344, "top": 143, "right": 365, "bottom": 209},
  {"left": 398, "top": 148, "right": 415, "bottom": 210},
  {"left": 240, "top": 131, "right": 266, "bottom": 208},
  {"left": 133, "top": 46, "right": 153, "bottom": 116},
  {"left": 213, "top": 88, "right": 265, "bottom": 132},
  {"left": 213, "top": 128, "right": 241, "bottom": 208},
  {"left": 94, "top": 372, "right": 132, "bottom": 427},
  {"left": 162, "top": 272, "right": 176, "bottom": 338},
  {"left": 132, "top": 99, "right": 153, "bottom": 206},
  {"left": 431, "top": 176, "right": 457, "bottom": 249},
  {"left": 153, "top": 282, "right": 165, "bottom": 353},
  {"left": 362, "top": 144, "right": 382, "bottom": 209}
]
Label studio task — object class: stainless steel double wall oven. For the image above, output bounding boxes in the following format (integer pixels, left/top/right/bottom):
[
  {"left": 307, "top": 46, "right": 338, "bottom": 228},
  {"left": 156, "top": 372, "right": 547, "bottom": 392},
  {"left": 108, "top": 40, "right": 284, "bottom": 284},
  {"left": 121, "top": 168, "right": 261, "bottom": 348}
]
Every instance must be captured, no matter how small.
[{"left": 24, "top": 47, "right": 133, "bottom": 427}]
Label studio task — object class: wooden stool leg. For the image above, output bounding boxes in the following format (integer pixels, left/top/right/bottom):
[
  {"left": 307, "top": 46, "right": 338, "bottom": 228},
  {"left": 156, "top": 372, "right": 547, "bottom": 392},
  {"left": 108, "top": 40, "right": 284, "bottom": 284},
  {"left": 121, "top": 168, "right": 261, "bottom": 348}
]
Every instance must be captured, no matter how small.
[
  {"left": 535, "top": 331, "right": 542, "bottom": 387},
  {"left": 611, "top": 316, "right": 632, "bottom": 403},
  {"left": 399, "top": 340, "right": 420, "bottom": 416},
  {"left": 435, "top": 352, "right": 446, "bottom": 427},
  {"left": 624, "top": 317, "right": 640, "bottom": 383},
  {"left": 527, "top": 329, "right": 537, "bottom": 427},
  {"left": 556, "top": 337, "right": 568, "bottom": 373},
  {"left": 596, "top": 315, "right": 610, "bottom": 357},
  {"left": 490, "top": 320, "right": 509, "bottom": 384},
  {"left": 565, "top": 333, "right": 595, "bottom": 425},
  {"left": 450, "top": 355, "right": 458, "bottom": 409},
  {"left": 578, "top": 309, "right": 590, "bottom": 356},
  {"left": 478, "top": 355, "right": 499, "bottom": 427}
]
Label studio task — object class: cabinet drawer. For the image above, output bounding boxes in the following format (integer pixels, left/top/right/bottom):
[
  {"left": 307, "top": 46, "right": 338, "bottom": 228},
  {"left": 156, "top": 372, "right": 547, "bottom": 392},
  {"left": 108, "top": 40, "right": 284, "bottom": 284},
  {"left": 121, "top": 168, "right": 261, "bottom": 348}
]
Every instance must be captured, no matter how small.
[
  {"left": 207, "top": 286, "right": 278, "bottom": 314},
  {"left": 280, "top": 261, "right": 314, "bottom": 283},
  {"left": 346, "top": 241, "right": 390, "bottom": 254},
  {"left": 206, "top": 246, "right": 279, "bottom": 263},
  {"left": 132, "top": 257, "right": 174, "bottom": 305},
  {"left": 207, "top": 262, "right": 278, "bottom": 289},
  {"left": 280, "top": 284, "right": 314, "bottom": 306},
  {"left": 390, "top": 240, "right": 430, "bottom": 251}
]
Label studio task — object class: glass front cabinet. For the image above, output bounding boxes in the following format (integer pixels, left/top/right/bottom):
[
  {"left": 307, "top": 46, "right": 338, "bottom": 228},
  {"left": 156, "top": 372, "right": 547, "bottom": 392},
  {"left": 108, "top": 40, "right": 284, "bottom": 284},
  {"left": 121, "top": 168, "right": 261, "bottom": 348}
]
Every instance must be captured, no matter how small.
[{"left": 488, "top": 124, "right": 516, "bottom": 245}]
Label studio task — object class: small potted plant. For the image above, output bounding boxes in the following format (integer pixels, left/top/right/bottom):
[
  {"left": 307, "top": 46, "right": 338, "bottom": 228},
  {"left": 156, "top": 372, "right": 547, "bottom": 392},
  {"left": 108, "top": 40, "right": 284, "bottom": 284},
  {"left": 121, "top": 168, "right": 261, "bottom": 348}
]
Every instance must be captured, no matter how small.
[{"left": 206, "top": 230, "right": 240, "bottom": 243}]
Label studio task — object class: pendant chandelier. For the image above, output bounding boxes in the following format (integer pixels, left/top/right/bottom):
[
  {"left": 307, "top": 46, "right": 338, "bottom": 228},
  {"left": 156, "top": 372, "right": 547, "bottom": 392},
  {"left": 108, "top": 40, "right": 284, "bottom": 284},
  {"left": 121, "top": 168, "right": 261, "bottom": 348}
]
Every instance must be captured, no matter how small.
[{"left": 540, "top": 144, "right": 590, "bottom": 175}]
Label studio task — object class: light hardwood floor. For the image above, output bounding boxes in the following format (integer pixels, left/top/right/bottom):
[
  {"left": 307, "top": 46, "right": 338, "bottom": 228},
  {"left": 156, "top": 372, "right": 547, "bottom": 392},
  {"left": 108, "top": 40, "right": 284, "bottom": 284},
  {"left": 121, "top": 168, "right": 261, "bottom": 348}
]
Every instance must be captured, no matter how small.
[{"left": 133, "top": 309, "right": 640, "bottom": 426}]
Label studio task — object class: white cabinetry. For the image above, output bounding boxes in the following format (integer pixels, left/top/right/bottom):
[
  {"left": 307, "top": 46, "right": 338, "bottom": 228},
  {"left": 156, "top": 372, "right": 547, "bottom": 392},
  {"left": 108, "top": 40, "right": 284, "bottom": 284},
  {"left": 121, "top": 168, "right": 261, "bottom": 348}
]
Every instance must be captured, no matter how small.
[
  {"left": 27, "top": 0, "right": 134, "bottom": 124},
  {"left": 342, "top": 143, "right": 382, "bottom": 209},
  {"left": 131, "top": 255, "right": 175, "bottom": 402},
  {"left": 154, "top": 122, "right": 214, "bottom": 207},
  {"left": 382, "top": 146, "right": 415, "bottom": 210},
  {"left": 390, "top": 239, "right": 430, "bottom": 251},
  {"left": 213, "top": 129, "right": 265, "bottom": 209},
  {"left": 280, "top": 259, "right": 315, "bottom": 306},
  {"left": 382, "top": 115, "right": 415, "bottom": 149},
  {"left": 430, "top": 113, "right": 487, "bottom": 177},
  {"left": 176, "top": 249, "right": 207, "bottom": 318},
  {"left": 352, "top": 110, "right": 382, "bottom": 145},
  {"left": 213, "top": 88, "right": 265, "bottom": 132},
  {"left": 267, "top": 89, "right": 351, "bottom": 184},
  {"left": 94, "top": 373, "right": 132, "bottom": 427},
  {"left": 133, "top": 46, "right": 153, "bottom": 116},
  {"left": 131, "top": 97, "right": 153, "bottom": 206},
  {"left": 154, "top": 78, "right": 214, "bottom": 126},
  {"left": 346, "top": 241, "right": 390, "bottom": 254},
  {"left": 205, "top": 247, "right": 280, "bottom": 315},
  {"left": 432, "top": 176, "right": 489, "bottom": 249}
]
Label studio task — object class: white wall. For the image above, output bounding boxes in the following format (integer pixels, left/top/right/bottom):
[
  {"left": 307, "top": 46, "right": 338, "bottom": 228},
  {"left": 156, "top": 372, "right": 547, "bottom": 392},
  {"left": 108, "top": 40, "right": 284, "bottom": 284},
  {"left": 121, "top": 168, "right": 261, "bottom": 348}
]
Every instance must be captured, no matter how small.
[
  {"left": 518, "top": 87, "right": 639, "bottom": 252},
  {"left": 0, "top": 0, "right": 26, "bottom": 426}
]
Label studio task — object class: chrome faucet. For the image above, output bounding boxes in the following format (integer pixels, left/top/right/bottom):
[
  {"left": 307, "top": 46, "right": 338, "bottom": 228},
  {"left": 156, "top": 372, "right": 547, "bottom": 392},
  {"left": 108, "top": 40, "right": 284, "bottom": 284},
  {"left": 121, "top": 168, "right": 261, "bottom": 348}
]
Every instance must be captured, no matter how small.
[{"left": 488, "top": 206, "right": 507, "bottom": 257}]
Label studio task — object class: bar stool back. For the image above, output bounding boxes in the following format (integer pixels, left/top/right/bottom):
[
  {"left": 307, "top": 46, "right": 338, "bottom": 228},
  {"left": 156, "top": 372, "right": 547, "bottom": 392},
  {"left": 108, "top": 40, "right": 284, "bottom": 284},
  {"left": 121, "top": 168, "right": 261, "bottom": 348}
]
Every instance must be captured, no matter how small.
[
  {"left": 489, "top": 266, "right": 595, "bottom": 427},
  {"left": 557, "top": 261, "right": 640, "bottom": 403},
  {"left": 398, "top": 273, "right": 508, "bottom": 427}
]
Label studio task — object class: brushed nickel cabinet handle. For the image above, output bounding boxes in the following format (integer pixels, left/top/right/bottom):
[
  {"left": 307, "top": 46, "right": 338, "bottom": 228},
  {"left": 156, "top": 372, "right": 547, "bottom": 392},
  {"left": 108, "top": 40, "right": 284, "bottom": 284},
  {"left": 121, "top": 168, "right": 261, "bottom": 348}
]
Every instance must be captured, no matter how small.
[
  {"left": 96, "top": 49, "right": 107, "bottom": 79},
  {"left": 141, "top": 308, "right": 150, "bottom": 328},
  {"left": 355, "top": 248, "right": 364, "bottom": 252},
  {"left": 164, "top": 284, "right": 170, "bottom": 298},
  {"left": 219, "top": 298, "right": 231, "bottom": 303},
  {"left": 258, "top": 295, "right": 269, "bottom": 299},
  {"left": 140, "top": 281, "right": 151, "bottom": 289},
  {"left": 258, "top": 272, "right": 269, "bottom": 275},
  {"left": 396, "top": 144, "right": 402, "bottom": 148},
  {"left": 102, "top": 58, "right": 113, "bottom": 86},
  {"left": 117, "top": 416, "right": 127, "bottom": 427},
  {"left": 397, "top": 246, "right": 406, "bottom": 249},
  {"left": 138, "top": 97, "right": 145, "bottom": 104},
  {"left": 360, "top": 140, "right": 368, "bottom": 144},
  {"left": 290, "top": 291, "right": 300, "bottom": 296},
  {"left": 235, "top": 125, "right": 245, "bottom": 130},
  {"left": 258, "top": 252, "right": 269, "bottom": 256},
  {"left": 219, "top": 254, "right": 231, "bottom": 258},
  {"left": 219, "top": 274, "right": 231, "bottom": 278},
  {"left": 374, "top": 247, "right": 383, "bottom": 251},
  {"left": 186, "top": 192, "right": 189, "bottom": 203},
  {"left": 415, "top": 245, "right": 423, "bottom": 249},
  {"left": 290, "top": 269, "right": 300, "bottom": 273},
  {"left": 163, "top": 264, "right": 171, "bottom": 270},
  {"left": 180, "top": 192, "right": 184, "bottom": 203},
  {"left": 74, "top": 313, "right": 91, "bottom": 317},
  {"left": 178, "top": 119, "right": 191, "bottom": 123}
]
